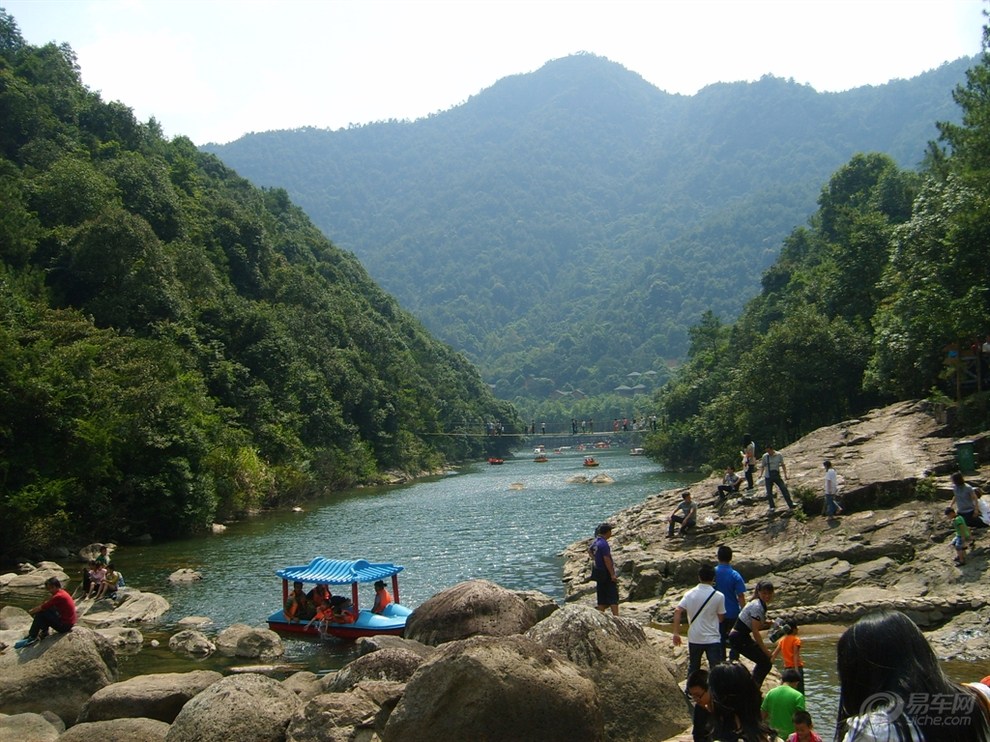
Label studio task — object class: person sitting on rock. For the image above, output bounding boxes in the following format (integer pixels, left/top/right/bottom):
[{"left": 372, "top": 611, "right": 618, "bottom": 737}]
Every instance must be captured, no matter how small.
[
  {"left": 85, "top": 560, "right": 107, "bottom": 599},
  {"left": 96, "top": 563, "right": 121, "bottom": 600},
  {"left": 668, "top": 491, "right": 698, "bottom": 537},
  {"left": 16, "top": 577, "right": 77, "bottom": 648},
  {"left": 716, "top": 466, "right": 742, "bottom": 504}
]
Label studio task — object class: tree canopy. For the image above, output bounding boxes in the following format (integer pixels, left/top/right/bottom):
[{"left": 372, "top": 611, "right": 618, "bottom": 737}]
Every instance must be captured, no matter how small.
[
  {"left": 647, "top": 24, "right": 990, "bottom": 469},
  {"left": 0, "top": 9, "right": 519, "bottom": 559}
]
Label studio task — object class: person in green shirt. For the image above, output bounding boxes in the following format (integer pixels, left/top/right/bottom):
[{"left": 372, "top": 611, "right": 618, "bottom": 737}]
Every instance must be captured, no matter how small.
[
  {"left": 760, "top": 668, "right": 805, "bottom": 739},
  {"left": 946, "top": 505, "right": 973, "bottom": 565}
]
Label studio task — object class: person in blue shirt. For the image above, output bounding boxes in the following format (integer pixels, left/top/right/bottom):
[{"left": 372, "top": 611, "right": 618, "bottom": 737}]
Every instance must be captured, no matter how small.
[{"left": 714, "top": 545, "right": 747, "bottom": 661}]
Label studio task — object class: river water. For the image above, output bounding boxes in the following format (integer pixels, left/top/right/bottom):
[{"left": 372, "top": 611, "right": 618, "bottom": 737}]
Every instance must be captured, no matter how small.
[{"left": 2, "top": 447, "right": 697, "bottom": 674}]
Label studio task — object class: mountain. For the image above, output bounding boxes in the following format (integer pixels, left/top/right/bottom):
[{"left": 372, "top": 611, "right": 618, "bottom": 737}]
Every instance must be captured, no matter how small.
[
  {"left": 204, "top": 53, "right": 973, "bottom": 403},
  {"left": 0, "top": 10, "right": 518, "bottom": 559}
]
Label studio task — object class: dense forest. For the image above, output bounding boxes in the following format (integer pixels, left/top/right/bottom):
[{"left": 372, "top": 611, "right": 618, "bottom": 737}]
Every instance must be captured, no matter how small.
[
  {"left": 646, "top": 23, "right": 990, "bottom": 470},
  {"left": 205, "top": 53, "right": 972, "bottom": 424},
  {"left": 0, "top": 9, "right": 518, "bottom": 560}
]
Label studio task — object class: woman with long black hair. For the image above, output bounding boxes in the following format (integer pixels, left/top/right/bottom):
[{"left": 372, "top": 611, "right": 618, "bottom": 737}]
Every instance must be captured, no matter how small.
[{"left": 836, "top": 610, "right": 990, "bottom": 741}]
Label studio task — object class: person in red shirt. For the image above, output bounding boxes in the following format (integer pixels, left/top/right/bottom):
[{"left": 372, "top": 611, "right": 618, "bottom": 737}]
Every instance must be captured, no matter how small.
[{"left": 17, "top": 577, "right": 76, "bottom": 647}]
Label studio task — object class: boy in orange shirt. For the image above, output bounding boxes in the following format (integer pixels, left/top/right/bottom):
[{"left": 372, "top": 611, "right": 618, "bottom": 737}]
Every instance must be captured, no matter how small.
[{"left": 771, "top": 619, "right": 805, "bottom": 694}]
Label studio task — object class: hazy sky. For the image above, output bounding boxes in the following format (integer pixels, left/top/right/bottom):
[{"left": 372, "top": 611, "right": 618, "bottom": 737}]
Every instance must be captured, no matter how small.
[{"left": 4, "top": 0, "right": 986, "bottom": 145}]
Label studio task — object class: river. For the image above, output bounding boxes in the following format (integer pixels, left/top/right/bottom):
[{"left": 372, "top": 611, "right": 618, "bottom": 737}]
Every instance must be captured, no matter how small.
[{"left": 3, "top": 446, "right": 697, "bottom": 675}]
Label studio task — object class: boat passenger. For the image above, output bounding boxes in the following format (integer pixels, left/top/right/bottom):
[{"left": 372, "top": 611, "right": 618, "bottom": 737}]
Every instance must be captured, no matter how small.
[
  {"left": 285, "top": 581, "right": 314, "bottom": 622},
  {"left": 372, "top": 580, "right": 393, "bottom": 614},
  {"left": 332, "top": 599, "right": 357, "bottom": 624}
]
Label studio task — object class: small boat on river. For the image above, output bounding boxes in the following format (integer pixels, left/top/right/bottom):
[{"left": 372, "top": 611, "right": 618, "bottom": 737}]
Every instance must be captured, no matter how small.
[
  {"left": 630, "top": 447, "right": 645, "bottom": 456},
  {"left": 266, "top": 557, "right": 412, "bottom": 640},
  {"left": 583, "top": 456, "right": 600, "bottom": 467},
  {"left": 488, "top": 457, "right": 504, "bottom": 465},
  {"left": 534, "top": 454, "right": 549, "bottom": 463}
]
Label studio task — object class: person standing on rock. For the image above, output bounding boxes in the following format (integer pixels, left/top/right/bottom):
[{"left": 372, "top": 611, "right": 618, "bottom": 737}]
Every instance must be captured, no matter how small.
[
  {"left": 823, "top": 461, "right": 843, "bottom": 517},
  {"left": 15, "top": 577, "right": 76, "bottom": 648},
  {"left": 672, "top": 563, "right": 726, "bottom": 684},
  {"left": 714, "top": 545, "right": 747, "bottom": 661},
  {"left": 741, "top": 435, "right": 758, "bottom": 490},
  {"left": 728, "top": 580, "right": 776, "bottom": 688},
  {"left": 591, "top": 522, "right": 619, "bottom": 616},
  {"left": 760, "top": 444, "right": 795, "bottom": 511},
  {"left": 950, "top": 471, "right": 986, "bottom": 531}
]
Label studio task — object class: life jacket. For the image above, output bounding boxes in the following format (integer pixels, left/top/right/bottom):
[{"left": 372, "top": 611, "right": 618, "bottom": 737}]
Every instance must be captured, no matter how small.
[{"left": 374, "top": 588, "right": 393, "bottom": 613}]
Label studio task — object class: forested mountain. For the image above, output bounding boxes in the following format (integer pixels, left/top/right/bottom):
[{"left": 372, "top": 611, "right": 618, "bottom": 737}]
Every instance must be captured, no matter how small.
[
  {"left": 646, "top": 27, "right": 990, "bottom": 469},
  {"left": 205, "top": 53, "right": 972, "bottom": 410},
  {"left": 0, "top": 10, "right": 518, "bottom": 559}
]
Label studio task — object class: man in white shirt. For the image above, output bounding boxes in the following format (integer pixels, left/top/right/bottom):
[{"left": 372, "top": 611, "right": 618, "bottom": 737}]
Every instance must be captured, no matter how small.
[{"left": 672, "top": 563, "right": 726, "bottom": 685}]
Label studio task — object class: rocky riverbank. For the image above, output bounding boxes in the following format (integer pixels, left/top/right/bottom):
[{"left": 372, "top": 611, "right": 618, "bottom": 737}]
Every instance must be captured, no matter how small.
[{"left": 561, "top": 399, "right": 990, "bottom": 660}]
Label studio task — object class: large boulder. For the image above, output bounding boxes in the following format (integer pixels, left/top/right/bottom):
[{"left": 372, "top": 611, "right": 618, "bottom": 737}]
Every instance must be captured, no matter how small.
[
  {"left": 0, "top": 712, "right": 62, "bottom": 742},
  {"left": 215, "top": 623, "right": 284, "bottom": 659},
  {"left": 381, "top": 634, "right": 603, "bottom": 741},
  {"left": 78, "top": 589, "right": 170, "bottom": 628},
  {"left": 287, "top": 681, "right": 405, "bottom": 742},
  {"left": 281, "top": 671, "right": 323, "bottom": 702},
  {"left": 404, "top": 579, "right": 538, "bottom": 646},
  {"left": 3, "top": 566, "right": 70, "bottom": 589},
  {"left": 165, "top": 673, "right": 300, "bottom": 742},
  {"left": 0, "top": 628, "right": 117, "bottom": 725},
  {"left": 324, "top": 646, "right": 427, "bottom": 692},
  {"left": 0, "top": 605, "right": 30, "bottom": 630},
  {"left": 77, "top": 670, "right": 222, "bottom": 723},
  {"left": 93, "top": 626, "right": 144, "bottom": 653},
  {"left": 59, "top": 717, "right": 170, "bottom": 741},
  {"left": 526, "top": 604, "right": 690, "bottom": 742}
]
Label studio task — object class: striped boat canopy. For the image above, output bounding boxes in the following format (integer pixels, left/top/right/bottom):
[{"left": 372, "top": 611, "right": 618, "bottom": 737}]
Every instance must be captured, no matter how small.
[{"left": 275, "top": 558, "right": 403, "bottom": 585}]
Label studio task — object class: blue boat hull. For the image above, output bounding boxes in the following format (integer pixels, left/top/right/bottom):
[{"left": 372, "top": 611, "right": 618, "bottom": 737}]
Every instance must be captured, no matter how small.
[{"left": 267, "top": 602, "right": 412, "bottom": 640}]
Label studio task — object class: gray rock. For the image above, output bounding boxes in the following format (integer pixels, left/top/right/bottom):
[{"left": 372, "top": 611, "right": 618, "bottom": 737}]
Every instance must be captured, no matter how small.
[
  {"left": 0, "top": 605, "right": 30, "bottom": 631},
  {"left": 286, "top": 682, "right": 405, "bottom": 742},
  {"left": 404, "top": 579, "right": 538, "bottom": 646},
  {"left": 3, "top": 567, "right": 70, "bottom": 589},
  {"left": 78, "top": 589, "right": 170, "bottom": 628},
  {"left": 215, "top": 623, "right": 284, "bottom": 659},
  {"left": 355, "top": 634, "right": 436, "bottom": 660},
  {"left": 281, "top": 671, "right": 322, "bottom": 701},
  {"left": 77, "top": 670, "right": 222, "bottom": 723},
  {"left": 165, "top": 673, "right": 300, "bottom": 742},
  {"left": 168, "top": 629, "right": 216, "bottom": 657},
  {"left": 93, "top": 626, "right": 144, "bottom": 652},
  {"left": 381, "top": 634, "right": 603, "bottom": 741},
  {"left": 527, "top": 604, "right": 690, "bottom": 742},
  {"left": 0, "top": 627, "right": 117, "bottom": 725},
  {"left": 324, "top": 646, "right": 426, "bottom": 692},
  {"left": 0, "top": 712, "right": 61, "bottom": 742},
  {"left": 167, "top": 568, "right": 202, "bottom": 584},
  {"left": 59, "top": 717, "right": 170, "bottom": 741}
]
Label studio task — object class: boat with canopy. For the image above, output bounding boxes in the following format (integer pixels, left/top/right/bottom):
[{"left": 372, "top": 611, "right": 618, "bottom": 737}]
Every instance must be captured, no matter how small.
[{"left": 266, "top": 557, "right": 412, "bottom": 639}]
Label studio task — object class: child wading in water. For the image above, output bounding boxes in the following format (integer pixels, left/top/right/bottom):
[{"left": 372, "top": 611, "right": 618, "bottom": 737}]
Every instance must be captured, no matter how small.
[
  {"left": 770, "top": 620, "right": 805, "bottom": 694},
  {"left": 946, "top": 505, "right": 972, "bottom": 565}
]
